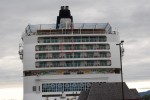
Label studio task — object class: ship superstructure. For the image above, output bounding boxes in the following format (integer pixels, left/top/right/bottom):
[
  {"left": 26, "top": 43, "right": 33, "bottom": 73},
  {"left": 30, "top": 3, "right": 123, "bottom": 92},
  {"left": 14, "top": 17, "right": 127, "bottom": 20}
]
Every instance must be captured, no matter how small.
[{"left": 19, "top": 6, "right": 122, "bottom": 100}]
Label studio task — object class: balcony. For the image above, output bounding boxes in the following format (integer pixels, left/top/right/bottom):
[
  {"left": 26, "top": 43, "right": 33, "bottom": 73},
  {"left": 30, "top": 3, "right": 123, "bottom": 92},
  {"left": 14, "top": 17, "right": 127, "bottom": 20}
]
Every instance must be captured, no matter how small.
[
  {"left": 35, "top": 60, "right": 111, "bottom": 68},
  {"left": 35, "top": 56, "right": 103, "bottom": 60},
  {"left": 35, "top": 52, "right": 111, "bottom": 60},
  {"left": 36, "top": 29, "right": 106, "bottom": 35},
  {"left": 38, "top": 36, "right": 107, "bottom": 43},
  {"left": 35, "top": 44, "right": 110, "bottom": 51}
]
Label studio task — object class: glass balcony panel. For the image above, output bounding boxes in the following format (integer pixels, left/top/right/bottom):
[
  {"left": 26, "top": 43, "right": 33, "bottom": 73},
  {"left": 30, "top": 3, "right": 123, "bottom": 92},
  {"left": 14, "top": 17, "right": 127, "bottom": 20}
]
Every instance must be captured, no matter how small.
[
  {"left": 74, "top": 45, "right": 81, "bottom": 50},
  {"left": 99, "top": 36, "right": 106, "bottom": 42},
  {"left": 39, "top": 53, "right": 47, "bottom": 59},
  {"left": 66, "top": 61, "right": 73, "bottom": 67},
  {"left": 65, "top": 45, "right": 72, "bottom": 50},
  {"left": 82, "top": 37, "right": 89, "bottom": 42},
  {"left": 100, "top": 61, "right": 107, "bottom": 66},
  {"left": 52, "top": 46, "right": 59, "bottom": 50},
  {"left": 44, "top": 39, "right": 47, "bottom": 43},
  {"left": 74, "top": 61, "right": 81, "bottom": 67},
  {"left": 39, "top": 46, "right": 46, "bottom": 51},
  {"left": 52, "top": 53, "right": 59, "bottom": 59},
  {"left": 73, "top": 37, "right": 81, "bottom": 42},
  {"left": 66, "top": 53, "right": 73, "bottom": 58},
  {"left": 64, "top": 37, "right": 72, "bottom": 42},
  {"left": 90, "top": 37, "right": 97, "bottom": 42},
  {"left": 87, "top": 52, "right": 94, "bottom": 58},
  {"left": 90, "top": 39, "right": 97, "bottom": 42},
  {"left": 74, "top": 52, "right": 81, "bottom": 58},
  {"left": 99, "top": 53, "right": 107, "bottom": 58},
  {"left": 52, "top": 62, "right": 60, "bottom": 67},
  {"left": 86, "top": 45, "right": 93, "bottom": 50},
  {"left": 99, "top": 44, "right": 106, "bottom": 49},
  {"left": 87, "top": 60, "right": 94, "bottom": 66},
  {"left": 106, "top": 44, "right": 110, "bottom": 49},
  {"left": 39, "top": 62, "right": 47, "bottom": 67}
]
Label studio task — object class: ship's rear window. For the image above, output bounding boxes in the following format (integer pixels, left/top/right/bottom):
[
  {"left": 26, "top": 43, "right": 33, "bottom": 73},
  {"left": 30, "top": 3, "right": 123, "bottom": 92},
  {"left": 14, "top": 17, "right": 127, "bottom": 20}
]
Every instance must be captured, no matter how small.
[{"left": 33, "top": 86, "right": 36, "bottom": 91}]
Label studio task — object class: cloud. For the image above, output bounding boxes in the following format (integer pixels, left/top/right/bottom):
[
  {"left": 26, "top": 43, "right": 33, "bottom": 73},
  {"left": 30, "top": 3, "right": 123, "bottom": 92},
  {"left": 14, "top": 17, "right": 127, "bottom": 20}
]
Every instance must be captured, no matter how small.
[
  {"left": 127, "top": 80, "right": 150, "bottom": 92},
  {"left": 123, "top": 37, "right": 150, "bottom": 81},
  {"left": 0, "top": 0, "right": 150, "bottom": 93},
  {"left": 0, "top": 56, "right": 22, "bottom": 88}
]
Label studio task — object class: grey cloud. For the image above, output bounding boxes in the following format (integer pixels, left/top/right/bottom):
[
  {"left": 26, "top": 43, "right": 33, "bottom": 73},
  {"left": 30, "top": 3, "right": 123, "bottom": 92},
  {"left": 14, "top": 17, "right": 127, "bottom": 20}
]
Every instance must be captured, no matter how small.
[
  {"left": 0, "top": 56, "right": 22, "bottom": 88},
  {"left": 124, "top": 62, "right": 150, "bottom": 82},
  {"left": 0, "top": 69, "right": 22, "bottom": 88}
]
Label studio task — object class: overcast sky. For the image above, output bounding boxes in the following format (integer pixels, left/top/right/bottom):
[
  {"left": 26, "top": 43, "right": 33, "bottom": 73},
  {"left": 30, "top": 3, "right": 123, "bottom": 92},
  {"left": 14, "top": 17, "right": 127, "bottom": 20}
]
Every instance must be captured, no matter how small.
[{"left": 0, "top": 0, "right": 150, "bottom": 99}]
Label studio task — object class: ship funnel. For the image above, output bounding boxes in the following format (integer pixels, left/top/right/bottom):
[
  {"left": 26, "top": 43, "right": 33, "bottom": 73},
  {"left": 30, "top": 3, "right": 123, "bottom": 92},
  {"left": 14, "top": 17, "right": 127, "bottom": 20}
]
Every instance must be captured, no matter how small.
[
  {"left": 60, "top": 6, "right": 69, "bottom": 10},
  {"left": 56, "top": 6, "right": 73, "bottom": 29},
  {"left": 65, "top": 6, "right": 69, "bottom": 10},
  {"left": 61, "top": 6, "right": 64, "bottom": 10}
]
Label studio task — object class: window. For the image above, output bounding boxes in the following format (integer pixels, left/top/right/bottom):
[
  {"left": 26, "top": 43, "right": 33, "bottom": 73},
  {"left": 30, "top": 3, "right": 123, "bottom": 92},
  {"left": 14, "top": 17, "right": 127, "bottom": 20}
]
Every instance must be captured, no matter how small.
[
  {"left": 57, "top": 83, "right": 63, "bottom": 92},
  {"left": 100, "top": 60, "right": 107, "bottom": 66},
  {"left": 100, "top": 60, "right": 111, "bottom": 66},
  {"left": 39, "top": 45, "right": 46, "bottom": 51},
  {"left": 52, "top": 61, "right": 60, "bottom": 67},
  {"left": 39, "top": 86, "right": 40, "bottom": 91},
  {"left": 66, "top": 61, "right": 73, "bottom": 67},
  {"left": 87, "top": 60, "right": 94, "bottom": 66},
  {"left": 99, "top": 36, "right": 107, "bottom": 42},
  {"left": 43, "top": 37, "right": 50, "bottom": 43},
  {"left": 74, "top": 52, "right": 81, "bottom": 58},
  {"left": 99, "top": 44, "right": 106, "bottom": 49},
  {"left": 65, "top": 45, "right": 72, "bottom": 50},
  {"left": 51, "top": 37, "right": 58, "bottom": 43},
  {"left": 74, "top": 45, "right": 81, "bottom": 50},
  {"left": 33, "top": 86, "right": 36, "bottom": 91},
  {"left": 90, "top": 36, "right": 97, "bottom": 42},
  {"left": 99, "top": 52, "right": 107, "bottom": 58},
  {"left": 64, "top": 83, "right": 70, "bottom": 91},
  {"left": 64, "top": 37, "right": 72, "bottom": 42},
  {"left": 52, "top": 53, "right": 59, "bottom": 59},
  {"left": 87, "top": 52, "right": 94, "bottom": 58},
  {"left": 39, "top": 53, "right": 46, "bottom": 59},
  {"left": 82, "top": 37, "right": 89, "bottom": 42},
  {"left": 73, "top": 37, "right": 81, "bottom": 42},
  {"left": 86, "top": 45, "right": 93, "bottom": 50},
  {"left": 66, "top": 53, "right": 73, "bottom": 58},
  {"left": 52, "top": 45, "right": 59, "bottom": 50},
  {"left": 74, "top": 61, "right": 81, "bottom": 67},
  {"left": 39, "top": 62, "right": 47, "bottom": 67},
  {"left": 42, "top": 82, "right": 93, "bottom": 92}
]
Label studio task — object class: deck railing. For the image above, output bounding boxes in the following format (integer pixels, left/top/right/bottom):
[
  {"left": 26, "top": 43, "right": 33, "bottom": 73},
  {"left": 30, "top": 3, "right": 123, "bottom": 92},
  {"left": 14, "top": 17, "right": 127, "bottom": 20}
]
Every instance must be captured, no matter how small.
[{"left": 35, "top": 60, "right": 111, "bottom": 68}]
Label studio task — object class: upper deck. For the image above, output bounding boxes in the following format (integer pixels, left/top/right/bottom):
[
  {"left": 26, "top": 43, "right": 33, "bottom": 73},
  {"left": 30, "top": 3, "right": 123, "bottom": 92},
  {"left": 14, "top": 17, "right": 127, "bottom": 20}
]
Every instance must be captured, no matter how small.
[{"left": 25, "top": 23, "right": 112, "bottom": 35}]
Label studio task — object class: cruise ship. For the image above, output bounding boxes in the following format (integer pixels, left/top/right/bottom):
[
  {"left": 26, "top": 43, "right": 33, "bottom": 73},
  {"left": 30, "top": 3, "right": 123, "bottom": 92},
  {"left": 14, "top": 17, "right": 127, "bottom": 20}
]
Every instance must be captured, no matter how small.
[{"left": 19, "top": 6, "right": 123, "bottom": 100}]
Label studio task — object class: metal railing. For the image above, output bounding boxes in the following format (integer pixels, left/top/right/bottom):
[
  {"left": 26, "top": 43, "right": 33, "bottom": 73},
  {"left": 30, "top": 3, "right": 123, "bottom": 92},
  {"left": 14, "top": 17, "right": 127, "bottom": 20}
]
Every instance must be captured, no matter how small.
[{"left": 35, "top": 61, "right": 111, "bottom": 68}]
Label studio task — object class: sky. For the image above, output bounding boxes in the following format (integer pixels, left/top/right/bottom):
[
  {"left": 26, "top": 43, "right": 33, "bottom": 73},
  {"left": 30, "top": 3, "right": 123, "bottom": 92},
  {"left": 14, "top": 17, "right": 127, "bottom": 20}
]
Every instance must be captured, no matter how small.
[{"left": 0, "top": 0, "right": 150, "bottom": 99}]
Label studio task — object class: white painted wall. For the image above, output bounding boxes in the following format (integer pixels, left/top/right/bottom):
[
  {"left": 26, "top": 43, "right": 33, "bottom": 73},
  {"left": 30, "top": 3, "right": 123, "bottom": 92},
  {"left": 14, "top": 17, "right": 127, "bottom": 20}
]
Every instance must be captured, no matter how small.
[
  {"left": 24, "top": 74, "right": 121, "bottom": 93},
  {"left": 22, "top": 30, "right": 122, "bottom": 100}
]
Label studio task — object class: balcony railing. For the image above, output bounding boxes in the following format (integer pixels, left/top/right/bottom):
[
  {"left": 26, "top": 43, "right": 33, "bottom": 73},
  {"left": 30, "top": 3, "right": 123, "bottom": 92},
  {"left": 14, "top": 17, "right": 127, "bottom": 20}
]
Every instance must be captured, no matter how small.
[
  {"left": 35, "top": 52, "right": 111, "bottom": 59},
  {"left": 35, "top": 44, "right": 110, "bottom": 51},
  {"left": 35, "top": 60, "right": 111, "bottom": 68},
  {"left": 38, "top": 39, "right": 107, "bottom": 43},
  {"left": 36, "top": 30, "right": 105, "bottom": 35},
  {"left": 38, "top": 36, "right": 107, "bottom": 43}
]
